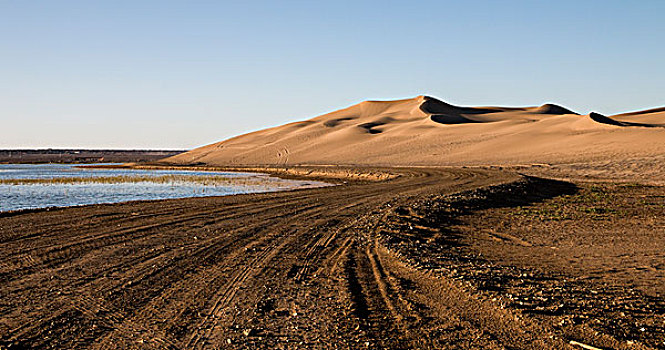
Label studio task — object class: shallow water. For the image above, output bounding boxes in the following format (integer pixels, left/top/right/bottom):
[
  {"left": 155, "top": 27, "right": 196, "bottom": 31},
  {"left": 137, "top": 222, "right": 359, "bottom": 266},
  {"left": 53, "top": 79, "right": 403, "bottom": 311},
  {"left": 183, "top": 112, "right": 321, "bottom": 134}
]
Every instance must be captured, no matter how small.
[{"left": 0, "top": 164, "right": 328, "bottom": 212}]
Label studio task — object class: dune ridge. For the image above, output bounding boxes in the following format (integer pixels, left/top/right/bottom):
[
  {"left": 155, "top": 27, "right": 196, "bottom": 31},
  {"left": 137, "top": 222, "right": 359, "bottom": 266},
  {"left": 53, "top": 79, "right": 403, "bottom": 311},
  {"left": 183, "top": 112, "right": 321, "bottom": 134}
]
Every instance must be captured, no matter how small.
[{"left": 164, "top": 95, "right": 665, "bottom": 179}]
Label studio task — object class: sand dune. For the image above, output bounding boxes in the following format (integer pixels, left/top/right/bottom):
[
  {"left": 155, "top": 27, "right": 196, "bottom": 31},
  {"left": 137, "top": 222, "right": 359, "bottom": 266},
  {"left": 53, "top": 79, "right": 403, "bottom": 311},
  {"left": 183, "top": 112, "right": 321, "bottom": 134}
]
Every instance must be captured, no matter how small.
[
  {"left": 612, "top": 107, "right": 665, "bottom": 127},
  {"left": 164, "top": 96, "right": 665, "bottom": 179}
]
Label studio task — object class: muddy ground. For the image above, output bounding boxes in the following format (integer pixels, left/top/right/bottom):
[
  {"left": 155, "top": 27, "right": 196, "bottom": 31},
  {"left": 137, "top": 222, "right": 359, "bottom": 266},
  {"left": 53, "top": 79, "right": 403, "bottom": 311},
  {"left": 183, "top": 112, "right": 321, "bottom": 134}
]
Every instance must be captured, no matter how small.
[{"left": 0, "top": 167, "right": 663, "bottom": 349}]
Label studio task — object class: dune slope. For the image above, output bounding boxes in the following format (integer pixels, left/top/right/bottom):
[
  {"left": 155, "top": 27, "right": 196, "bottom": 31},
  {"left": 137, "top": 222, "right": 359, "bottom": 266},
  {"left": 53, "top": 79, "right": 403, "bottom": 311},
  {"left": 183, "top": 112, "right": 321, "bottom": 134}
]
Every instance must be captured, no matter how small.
[{"left": 165, "top": 96, "right": 665, "bottom": 174}]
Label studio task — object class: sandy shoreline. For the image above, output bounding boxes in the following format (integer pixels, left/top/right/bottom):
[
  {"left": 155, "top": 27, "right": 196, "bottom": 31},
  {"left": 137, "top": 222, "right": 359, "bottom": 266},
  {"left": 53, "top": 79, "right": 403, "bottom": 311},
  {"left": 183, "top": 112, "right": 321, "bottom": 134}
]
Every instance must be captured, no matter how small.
[{"left": 84, "top": 163, "right": 402, "bottom": 183}]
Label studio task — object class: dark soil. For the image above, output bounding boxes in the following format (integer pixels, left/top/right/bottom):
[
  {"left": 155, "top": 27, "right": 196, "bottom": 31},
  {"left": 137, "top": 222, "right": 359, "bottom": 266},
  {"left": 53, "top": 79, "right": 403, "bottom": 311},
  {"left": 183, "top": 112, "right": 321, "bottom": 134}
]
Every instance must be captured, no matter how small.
[{"left": 0, "top": 167, "right": 662, "bottom": 349}]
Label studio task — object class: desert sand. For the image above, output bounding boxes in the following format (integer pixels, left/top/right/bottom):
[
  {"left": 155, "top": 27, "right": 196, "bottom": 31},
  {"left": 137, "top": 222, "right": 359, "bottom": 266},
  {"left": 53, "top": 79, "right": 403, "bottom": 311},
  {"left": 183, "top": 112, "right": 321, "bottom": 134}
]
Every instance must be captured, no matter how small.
[{"left": 164, "top": 95, "right": 665, "bottom": 181}]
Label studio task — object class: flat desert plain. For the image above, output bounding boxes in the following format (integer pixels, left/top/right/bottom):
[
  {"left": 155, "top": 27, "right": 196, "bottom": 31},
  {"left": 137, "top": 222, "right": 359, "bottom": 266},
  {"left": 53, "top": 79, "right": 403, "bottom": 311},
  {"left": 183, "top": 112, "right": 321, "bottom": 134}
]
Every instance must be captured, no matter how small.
[{"left": 2, "top": 96, "right": 664, "bottom": 349}]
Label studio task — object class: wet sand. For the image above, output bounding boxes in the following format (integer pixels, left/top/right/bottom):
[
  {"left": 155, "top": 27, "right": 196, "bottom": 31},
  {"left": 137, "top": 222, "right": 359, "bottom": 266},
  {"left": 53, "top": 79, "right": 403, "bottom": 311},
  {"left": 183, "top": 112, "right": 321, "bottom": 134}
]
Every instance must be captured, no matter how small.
[{"left": 1, "top": 166, "right": 663, "bottom": 349}]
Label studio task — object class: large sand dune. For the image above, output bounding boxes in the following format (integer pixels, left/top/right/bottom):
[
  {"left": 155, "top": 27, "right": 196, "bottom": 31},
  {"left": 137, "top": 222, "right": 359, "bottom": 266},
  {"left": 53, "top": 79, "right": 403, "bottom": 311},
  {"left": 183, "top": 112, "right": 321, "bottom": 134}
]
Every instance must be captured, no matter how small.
[{"left": 165, "top": 96, "right": 665, "bottom": 179}]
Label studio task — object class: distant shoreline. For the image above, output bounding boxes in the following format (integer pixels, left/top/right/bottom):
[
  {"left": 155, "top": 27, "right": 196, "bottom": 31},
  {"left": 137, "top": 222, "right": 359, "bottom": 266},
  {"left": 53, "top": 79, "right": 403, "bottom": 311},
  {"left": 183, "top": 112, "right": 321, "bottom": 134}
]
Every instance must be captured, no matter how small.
[{"left": 0, "top": 149, "right": 186, "bottom": 164}]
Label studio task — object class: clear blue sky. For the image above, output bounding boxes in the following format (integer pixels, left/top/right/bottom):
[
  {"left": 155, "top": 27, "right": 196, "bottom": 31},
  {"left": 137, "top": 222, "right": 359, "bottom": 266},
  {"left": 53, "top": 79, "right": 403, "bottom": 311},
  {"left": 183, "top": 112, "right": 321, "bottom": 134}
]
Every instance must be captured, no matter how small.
[{"left": 2, "top": 1, "right": 664, "bottom": 149}]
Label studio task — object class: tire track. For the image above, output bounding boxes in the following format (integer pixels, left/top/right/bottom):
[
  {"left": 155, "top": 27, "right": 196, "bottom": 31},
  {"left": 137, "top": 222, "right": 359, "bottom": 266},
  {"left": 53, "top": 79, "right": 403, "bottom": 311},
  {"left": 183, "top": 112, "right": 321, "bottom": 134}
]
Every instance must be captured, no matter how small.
[{"left": 2, "top": 167, "right": 547, "bottom": 350}]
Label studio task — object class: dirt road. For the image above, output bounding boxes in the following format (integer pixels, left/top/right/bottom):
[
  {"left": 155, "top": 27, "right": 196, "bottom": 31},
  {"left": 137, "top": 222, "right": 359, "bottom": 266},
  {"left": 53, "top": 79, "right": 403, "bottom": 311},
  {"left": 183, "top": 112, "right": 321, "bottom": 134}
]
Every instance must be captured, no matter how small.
[{"left": 0, "top": 167, "right": 661, "bottom": 349}]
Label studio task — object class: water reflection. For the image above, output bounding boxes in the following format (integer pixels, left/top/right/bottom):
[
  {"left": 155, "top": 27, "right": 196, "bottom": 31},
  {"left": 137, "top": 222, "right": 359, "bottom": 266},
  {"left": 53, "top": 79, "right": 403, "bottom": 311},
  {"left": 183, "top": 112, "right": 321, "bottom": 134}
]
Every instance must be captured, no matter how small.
[{"left": 0, "top": 164, "right": 328, "bottom": 212}]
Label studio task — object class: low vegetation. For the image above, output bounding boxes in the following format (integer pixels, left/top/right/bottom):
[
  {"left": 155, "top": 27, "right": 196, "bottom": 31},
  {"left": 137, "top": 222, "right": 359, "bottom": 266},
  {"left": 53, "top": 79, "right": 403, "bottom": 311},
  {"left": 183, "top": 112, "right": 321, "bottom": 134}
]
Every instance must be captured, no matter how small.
[
  {"left": 0, "top": 174, "right": 277, "bottom": 187},
  {"left": 510, "top": 184, "right": 629, "bottom": 221}
]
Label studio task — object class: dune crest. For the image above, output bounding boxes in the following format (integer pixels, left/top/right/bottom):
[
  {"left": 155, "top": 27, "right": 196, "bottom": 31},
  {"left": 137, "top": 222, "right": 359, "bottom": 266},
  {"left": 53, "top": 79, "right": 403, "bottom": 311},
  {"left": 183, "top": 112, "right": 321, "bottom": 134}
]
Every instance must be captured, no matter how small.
[
  {"left": 164, "top": 96, "right": 665, "bottom": 174},
  {"left": 529, "top": 103, "right": 578, "bottom": 115}
]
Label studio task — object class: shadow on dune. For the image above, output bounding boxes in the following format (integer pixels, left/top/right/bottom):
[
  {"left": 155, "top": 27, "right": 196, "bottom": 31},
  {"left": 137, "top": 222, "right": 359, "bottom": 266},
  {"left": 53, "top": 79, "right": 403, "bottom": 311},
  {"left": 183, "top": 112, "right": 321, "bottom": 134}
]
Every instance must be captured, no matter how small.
[
  {"left": 358, "top": 122, "right": 385, "bottom": 134},
  {"left": 613, "top": 106, "right": 665, "bottom": 117},
  {"left": 421, "top": 96, "right": 497, "bottom": 125},
  {"left": 589, "top": 112, "right": 625, "bottom": 126},
  {"left": 420, "top": 96, "right": 503, "bottom": 116},
  {"left": 324, "top": 117, "right": 357, "bottom": 127},
  {"left": 589, "top": 112, "right": 665, "bottom": 128},
  {"left": 430, "top": 114, "right": 480, "bottom": 124},
  {"left": 421, "top": 96, "right": 579, "bottom": 125}
]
